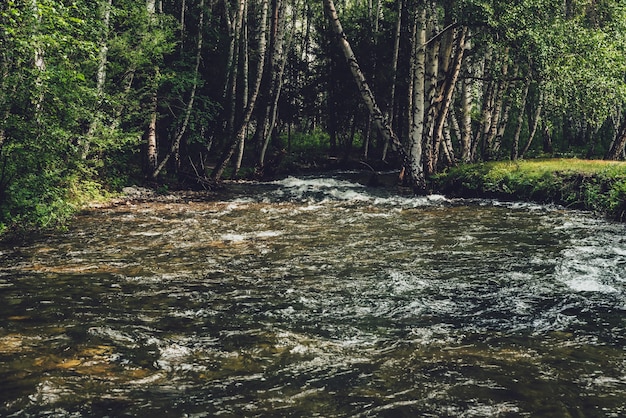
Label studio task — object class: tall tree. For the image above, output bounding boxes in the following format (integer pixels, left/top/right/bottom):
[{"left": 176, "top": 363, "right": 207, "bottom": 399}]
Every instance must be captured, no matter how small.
[{"left": 322, "top": 0, "right": 424, "bottom": 190}]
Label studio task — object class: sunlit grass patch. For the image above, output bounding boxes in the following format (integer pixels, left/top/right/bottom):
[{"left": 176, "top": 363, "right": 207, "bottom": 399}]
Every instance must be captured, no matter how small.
[{"left": 434, "top": 158, "right": 626, "bottom": 221}]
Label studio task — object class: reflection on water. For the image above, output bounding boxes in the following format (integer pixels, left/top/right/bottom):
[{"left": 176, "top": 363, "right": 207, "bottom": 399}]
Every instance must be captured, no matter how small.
[{"left": 1, "top": 173, "right": 625, "bottom": 417}]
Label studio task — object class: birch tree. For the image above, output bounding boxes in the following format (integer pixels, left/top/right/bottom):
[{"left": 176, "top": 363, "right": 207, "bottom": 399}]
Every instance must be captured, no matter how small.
[{"left": 322, "top": 0, "right": 423, "bottom": 190}]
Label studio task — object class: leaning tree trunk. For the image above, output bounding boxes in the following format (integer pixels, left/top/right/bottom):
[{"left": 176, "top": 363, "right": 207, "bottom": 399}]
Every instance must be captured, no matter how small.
[
  {"left": 431, "top": 26, "right": 467, "bottom": 171},
  {"left": 322, "top": 0, "right": 424, "bottom": 191}
]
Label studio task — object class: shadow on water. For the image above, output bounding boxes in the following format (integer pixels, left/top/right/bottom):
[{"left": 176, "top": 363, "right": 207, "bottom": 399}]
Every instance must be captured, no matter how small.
[{"left": 1, "top": 172, "right": 625, "bottom": 417}]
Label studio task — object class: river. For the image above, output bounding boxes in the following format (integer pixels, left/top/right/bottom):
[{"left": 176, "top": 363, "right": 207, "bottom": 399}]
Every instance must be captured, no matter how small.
[{"left": 1, "top": 173, "right": 625, "bottom": 417}]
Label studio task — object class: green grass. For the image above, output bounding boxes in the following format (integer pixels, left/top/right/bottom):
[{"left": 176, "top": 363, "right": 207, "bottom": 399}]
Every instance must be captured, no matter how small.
[{"left": 434, "top": 159, "right": 626, "bottom": 221}]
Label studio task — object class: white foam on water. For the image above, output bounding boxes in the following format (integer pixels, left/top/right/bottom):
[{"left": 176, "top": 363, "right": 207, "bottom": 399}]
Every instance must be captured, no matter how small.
[
  {"left": 409, "top": 324, "right": 459, "bottom": 346},
  {"left": 255, "top": 230, "right": 282, "bottom": 238},
  {"left": 156, "top": 343, "right": 193, "bottom": 371},
  {"left": 220, "top": 233, "right": 247, "bottom": 242},
  {"left": 88, "top": 327, "right": 138, "bottom": 348},
  {"left": 557, "top": 248, "right": 620, "bottom": 294},
  {"left": 28, "top": 380, "right": 68, "bottom": 405}
]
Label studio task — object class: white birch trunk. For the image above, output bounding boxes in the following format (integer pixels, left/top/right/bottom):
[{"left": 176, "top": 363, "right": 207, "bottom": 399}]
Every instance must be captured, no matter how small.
[
  {"left": 460, "top": 34, "right": 473, "bottom": 162},
  {"left": 147, "top": 94, "right": 158, "bottom": 172},
  {"left": 423, "top": 4, "right": 441, "bottom": 177},
  {"left": 234, "top": 0, "right": 250, "bottom": 176},
  {"left": 408, "top": 7, "right": 426, "bottom": 185},
  {"left": 146, "top": 2, "right": 159, "bottom": 173}
]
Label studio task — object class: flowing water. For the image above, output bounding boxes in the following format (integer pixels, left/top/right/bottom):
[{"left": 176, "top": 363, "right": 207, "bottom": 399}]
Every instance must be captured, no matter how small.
[{"left": 1, "top": 173, "right": 625, "bottom": 417}]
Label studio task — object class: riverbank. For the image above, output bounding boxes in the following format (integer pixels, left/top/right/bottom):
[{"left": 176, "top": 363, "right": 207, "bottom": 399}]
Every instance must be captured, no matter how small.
[{"left": 433, "top": 159, "right": 626, "bottom": 221}]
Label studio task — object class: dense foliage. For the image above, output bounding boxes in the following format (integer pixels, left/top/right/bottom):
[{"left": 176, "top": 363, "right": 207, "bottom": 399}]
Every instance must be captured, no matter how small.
[{"left": 1, "top": 0, "right": 626, "bottom": 230}]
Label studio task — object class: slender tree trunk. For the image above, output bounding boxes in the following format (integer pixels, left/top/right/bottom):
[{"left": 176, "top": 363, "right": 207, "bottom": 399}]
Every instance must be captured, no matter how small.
[
  {"left": 258, "top": 0, "right": 293, "bottom": 169},
  {"left": 323, "top": 0, "right": 423, "bottom": 190},
  {"left": 0, "top": 36, "right": 12, "bottom": 147},
  {"left": 223, "top": 0, "right": 245, "bottom": 139},
  {"left": 520, "top": 90, "right": 543, "bottom": 158},
  {"left": 473, "top": 47, "right": 494, "bottom": 160},
  {"left": 511, "top": 77, "right": 531, "bottom": 160},
  {"left": 147, "top": 93, "right": 158, "bottom": 173},
  {"left": 484, "top": 49, "right": 510, "bottom": 159},
  {"left": 234, "top": 0, "right": 250, "bottom": 176},
  {"left": 493, "top": 99, "right": 511, "bottom": 155},
  {"left": 146, "top": 1, "right": 159, "bottom": 174},
  {"left": 212, "top": 0, "right": 269, "bottom": 181},
  {"left": 442, "top": 117, "right": 456, "bottom": 166},
  {"left": 363, "top": 115, "right": 372, "bottom": 158},
  {"left": 422, "top": 2, "right": 440, "bottom": 177},
  {"left": 431, "top": 26, "right": 467, "bottom": 172},
  {"left": 381, "top": 0, "right": 402, "bottom": 161},
  {"left": 180, "top": 0, "right": 186, "bottom": 48},
  {"left": 460, "top": 34, "right": 473, "bottom": 162},
  {"left": 407, "top": 5, "right": 426, "bottom": 187}
]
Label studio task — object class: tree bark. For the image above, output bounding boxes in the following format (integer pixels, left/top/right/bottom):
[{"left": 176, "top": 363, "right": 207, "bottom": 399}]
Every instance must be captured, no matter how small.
[
  {"left": 147, "top": 93, "right": 158, "bottom": 173},
  {"left": 459, "top": 34, "right": 473, "bottom": 162},
  {"left": 145, "top": 1, "right": 159, "bottom": 174},
  {"left": 407, "top": 6, "right": 426, "bottom": 186},
  {"left": 423, "top": 1, "right": 440, "bottom": 176}
]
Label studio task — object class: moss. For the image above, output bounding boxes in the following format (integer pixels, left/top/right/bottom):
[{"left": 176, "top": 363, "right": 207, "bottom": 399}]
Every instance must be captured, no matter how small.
[{"left": 434, "top": 159, "right": 626, "bottom": 221}]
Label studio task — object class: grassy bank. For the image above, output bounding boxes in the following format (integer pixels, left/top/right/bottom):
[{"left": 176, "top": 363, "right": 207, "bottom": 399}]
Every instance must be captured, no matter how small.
[{"left": 433, "top": 159, "right": 626, "bottom": 221}]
